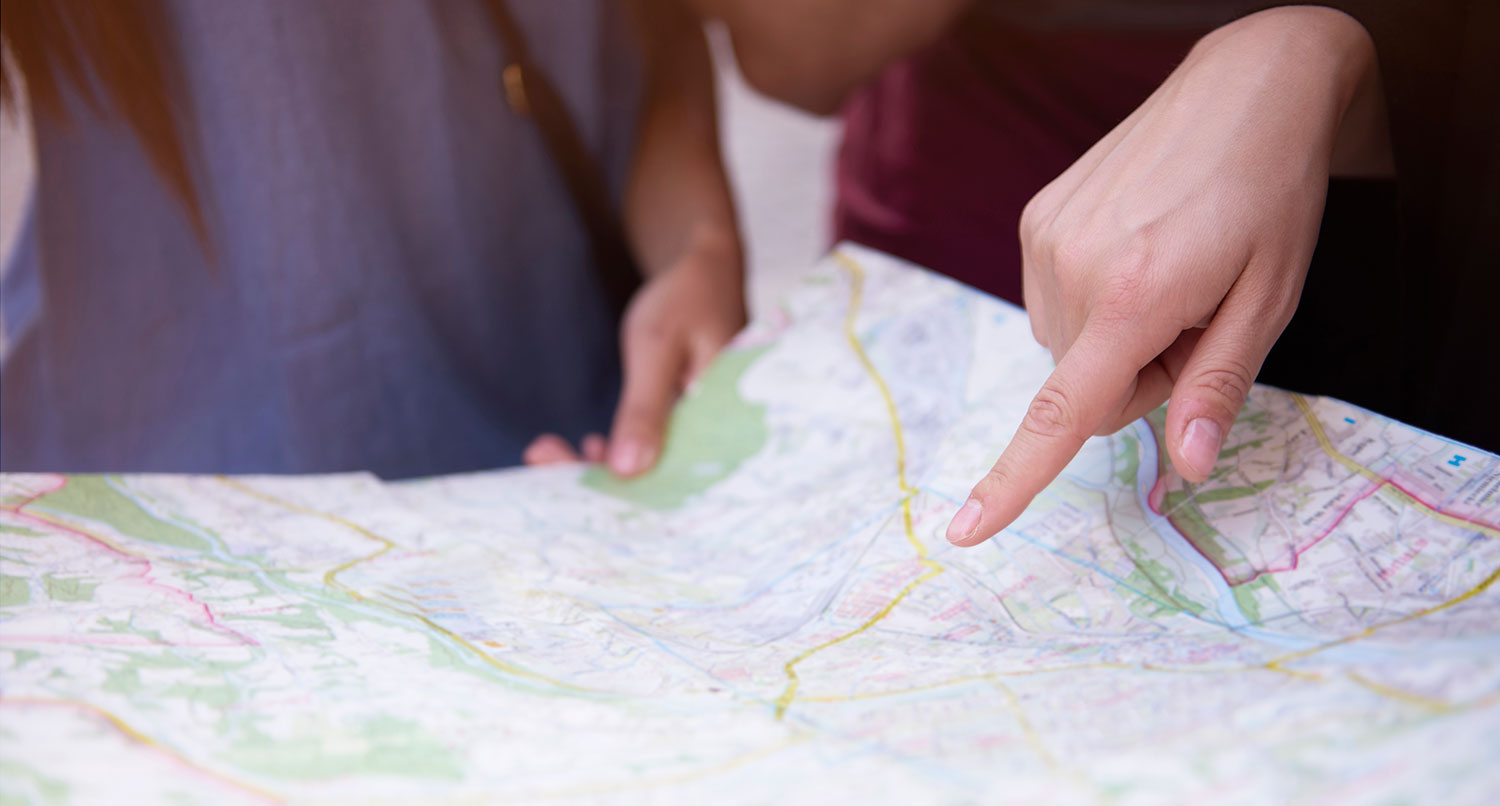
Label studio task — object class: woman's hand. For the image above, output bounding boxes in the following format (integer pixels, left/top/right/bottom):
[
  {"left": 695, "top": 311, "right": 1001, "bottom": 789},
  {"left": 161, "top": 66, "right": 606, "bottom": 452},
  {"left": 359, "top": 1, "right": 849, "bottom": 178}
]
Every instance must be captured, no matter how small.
[
  {"left": 947, "top": 6, "right": 1388, "bottom": 547},
  {"left": 528, "top": 0, "right": 746, "bottom": 477},
  {"left": 524, "top": 238, "right": 745, "bottom": 475}
]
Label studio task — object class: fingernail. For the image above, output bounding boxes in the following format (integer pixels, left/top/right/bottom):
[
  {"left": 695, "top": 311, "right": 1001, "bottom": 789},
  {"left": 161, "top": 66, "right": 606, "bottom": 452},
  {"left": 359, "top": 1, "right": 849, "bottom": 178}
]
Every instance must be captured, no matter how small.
[
  {"left": 610, "top": 442, "right": 655, "bottom": 476},
  {"left": 946, "top": 499, "right": 983, "bottom": 545},
  {"left": 1182, "top": 418, "right": 1223, "bottom": 478},
  {"left": 609, "top": 442, "right": 641, "bottom": 475}
]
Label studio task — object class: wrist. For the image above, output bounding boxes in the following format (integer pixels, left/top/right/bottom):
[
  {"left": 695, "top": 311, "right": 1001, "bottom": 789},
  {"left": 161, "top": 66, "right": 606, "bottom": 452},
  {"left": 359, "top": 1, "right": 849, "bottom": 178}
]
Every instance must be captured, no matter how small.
[
  {"left": 1193, "top": 6, "right": 1391, "bottom": 177},
  {"left": 666, "top": 224, "right": 744, "bottom": 284}
]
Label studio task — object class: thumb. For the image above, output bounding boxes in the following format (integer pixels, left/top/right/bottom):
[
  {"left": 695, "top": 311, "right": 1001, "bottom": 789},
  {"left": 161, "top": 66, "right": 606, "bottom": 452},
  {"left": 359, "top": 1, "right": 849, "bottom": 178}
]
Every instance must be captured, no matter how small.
[
  {"left": 1164, "top": 285, "right": 1288, "bottom": 483},
  {"left": 608, "top": 326, "right": 686, "bottom": 477}
]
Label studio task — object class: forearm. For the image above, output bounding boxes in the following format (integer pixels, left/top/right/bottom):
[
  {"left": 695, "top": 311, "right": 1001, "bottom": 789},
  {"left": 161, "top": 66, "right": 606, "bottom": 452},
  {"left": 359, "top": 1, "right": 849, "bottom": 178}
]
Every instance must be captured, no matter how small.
[{"left": 624, "top": 0, "right": 742, "bottom": 281}]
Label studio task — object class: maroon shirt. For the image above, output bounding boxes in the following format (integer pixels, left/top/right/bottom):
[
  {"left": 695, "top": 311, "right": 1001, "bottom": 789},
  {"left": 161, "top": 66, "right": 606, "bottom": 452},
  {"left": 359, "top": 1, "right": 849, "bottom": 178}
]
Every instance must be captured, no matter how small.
[
  {"left": 834, "top": 13, "right": 1203, "bottom": 305},
  {"left": 832, "top": 3, "right": 1500, "bottom": 450}
]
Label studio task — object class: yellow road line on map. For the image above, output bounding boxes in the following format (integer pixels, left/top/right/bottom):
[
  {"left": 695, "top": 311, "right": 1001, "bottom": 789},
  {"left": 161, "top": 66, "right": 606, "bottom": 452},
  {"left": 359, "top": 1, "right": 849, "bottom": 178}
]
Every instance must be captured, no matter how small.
[
  {"left": 215, "top": 477, "right": 396, "bottom": 594},
  {"left": 779, "top": 393, "right": 1498, "bottom": 714},
  {"left": 1345, "top": 673, "right": 1453, "bottom": 712},
  {"left": 774, "top": 567, "right": 943, "bottom": 718},
  {"left": 774, "top": 366, "right": 1493, "bottom": 714},
  {"left": 215, "top": 477, "right": 591, "bottom": 694},
  {"left": 1249, "top": 397, "right": 1500, "bottom": 693},
  {"left": 991, "top": 679, "right": 1101, "bottom": 797},
  {"left": 1264, "top": 560, "right": 1500, "bottom": 673},
  {"left": 798, "top": 659, "right": 1320, "bottom": 705},
  {"left": 800, "top": 657, "right": 1487, "bottom": 721},
  {"left": 1293, "top": 395, "right": 1500, "bottom": 540},
  {"left": 773, "top": 252, "right": 945, "bottom": 719},
  {"left": 803, "top": 657, "right": 1479, "bottom": 718},
  {"left": 988, "top": 680, "right": 1061, "bottom": 772},
  {"left": 0, "top": 696, "right": 283, "bottom": 803},
  {"left": 1265, "top": 398, "right": 1500, "bottom": 664},
  {"left": 837, "top": 252, "right": 924, "bottom": 554}
]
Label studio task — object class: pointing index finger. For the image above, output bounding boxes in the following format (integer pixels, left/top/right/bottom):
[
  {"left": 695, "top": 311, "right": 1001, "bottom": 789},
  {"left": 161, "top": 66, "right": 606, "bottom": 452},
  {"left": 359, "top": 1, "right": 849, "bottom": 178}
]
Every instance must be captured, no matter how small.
[{"left": 947, "top": 321, "right": 1153, "bottom": 546}]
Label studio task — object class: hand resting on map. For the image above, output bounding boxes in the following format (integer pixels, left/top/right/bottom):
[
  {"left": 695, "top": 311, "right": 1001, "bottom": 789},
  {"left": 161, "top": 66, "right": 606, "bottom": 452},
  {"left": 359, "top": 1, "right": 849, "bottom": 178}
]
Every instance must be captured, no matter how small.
[
  {"left": 524, "top": 236, "right": 746, "bottom": 476},
  {"left": 947, "top": 7, "right": 1393, "bottom": 547}
]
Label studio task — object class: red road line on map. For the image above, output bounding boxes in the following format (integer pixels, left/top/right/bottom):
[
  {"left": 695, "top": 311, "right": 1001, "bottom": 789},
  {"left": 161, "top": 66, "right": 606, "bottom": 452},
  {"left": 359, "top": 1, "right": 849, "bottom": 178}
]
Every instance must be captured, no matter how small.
[
  {"left": 0, "top": 697, "right": 283, "bottom": 804},
  {"left": 2, "top": 477, "right": 261, "bottom": 649}
]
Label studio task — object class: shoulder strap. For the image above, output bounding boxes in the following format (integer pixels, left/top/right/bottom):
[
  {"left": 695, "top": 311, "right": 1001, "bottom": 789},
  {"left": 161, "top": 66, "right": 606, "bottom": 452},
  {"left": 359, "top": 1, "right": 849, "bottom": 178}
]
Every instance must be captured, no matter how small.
[{"left": 479, "top": 0, "right": 643, "bottom": 322}]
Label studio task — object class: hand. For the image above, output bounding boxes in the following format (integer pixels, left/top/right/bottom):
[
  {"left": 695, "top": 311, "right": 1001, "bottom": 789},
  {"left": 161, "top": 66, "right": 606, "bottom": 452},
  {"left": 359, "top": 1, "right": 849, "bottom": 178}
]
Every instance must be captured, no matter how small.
[
  {"left": 946, "top": 7, "right": 1386, "bottom": 547},
  {"left": 524, "top": 239, "right": 746, "bottom": 475}
]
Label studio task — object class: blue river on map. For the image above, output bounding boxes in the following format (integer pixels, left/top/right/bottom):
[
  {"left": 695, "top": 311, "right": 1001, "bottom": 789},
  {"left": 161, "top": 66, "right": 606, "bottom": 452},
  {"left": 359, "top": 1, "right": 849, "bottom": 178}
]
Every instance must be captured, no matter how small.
[{"left": 1127, "top": 420, "right": 1389, "bottom": 662}]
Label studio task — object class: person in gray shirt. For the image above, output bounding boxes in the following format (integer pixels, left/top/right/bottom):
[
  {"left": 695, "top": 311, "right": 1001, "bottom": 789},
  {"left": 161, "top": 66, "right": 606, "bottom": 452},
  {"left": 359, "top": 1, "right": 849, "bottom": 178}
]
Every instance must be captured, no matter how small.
[{"left": 1, "top": 0, "right": 744, "bottom": 479}]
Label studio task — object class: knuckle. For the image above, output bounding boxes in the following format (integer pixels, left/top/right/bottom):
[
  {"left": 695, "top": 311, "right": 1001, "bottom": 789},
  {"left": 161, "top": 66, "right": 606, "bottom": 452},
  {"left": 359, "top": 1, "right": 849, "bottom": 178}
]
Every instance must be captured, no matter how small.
[
  {"left": 1021, "top": 386, "right": 1079, "bottom": 442},
  {"left": 1099, "top": 239, "right": 1155, "bottom": 307},
  {"left": 1258, "top": 282, "right": 1303, "bottom": 329},
  {"left": 1019, "top": 193, "right": 1051, "bottom": 244},
  {"left": 1048, "top": 235, "right": 1089, "bottom": 284},
  {"left": 1193, "top": 365, "right": 1253, "bottom": 411}
]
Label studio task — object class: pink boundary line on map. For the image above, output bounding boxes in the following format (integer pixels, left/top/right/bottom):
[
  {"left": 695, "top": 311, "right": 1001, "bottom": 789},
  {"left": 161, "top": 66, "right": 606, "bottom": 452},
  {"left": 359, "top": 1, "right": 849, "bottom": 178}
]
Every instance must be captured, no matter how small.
[
  {"left": 1374, "top": 473, "right": 1499, "bottom": 534},
  {"left": 1231, "top": 481, "right": 1386, "bottom": 587},
  {"left": 1147, "top": 450, "right": 1498, "bottom": 588},
  {"left": 1151, "top": 472, "right": 1391, "bottom": 588},
  {"left": 2, "top": 474, "right": 261, "bottom": 648}
]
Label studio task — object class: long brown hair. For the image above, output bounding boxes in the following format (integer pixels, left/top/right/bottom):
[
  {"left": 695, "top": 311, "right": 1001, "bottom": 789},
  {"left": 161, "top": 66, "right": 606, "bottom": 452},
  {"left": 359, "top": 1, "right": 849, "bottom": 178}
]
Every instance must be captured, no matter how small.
[{"left": 1, "top": 0, "right": 206, "bottom": 241}]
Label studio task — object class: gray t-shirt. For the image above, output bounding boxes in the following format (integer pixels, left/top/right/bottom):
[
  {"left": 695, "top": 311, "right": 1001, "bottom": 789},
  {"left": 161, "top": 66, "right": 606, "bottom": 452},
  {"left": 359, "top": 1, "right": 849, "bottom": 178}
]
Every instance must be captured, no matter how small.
[{"left": 1, "top": 0, "right": 641, "bottom": 477}]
